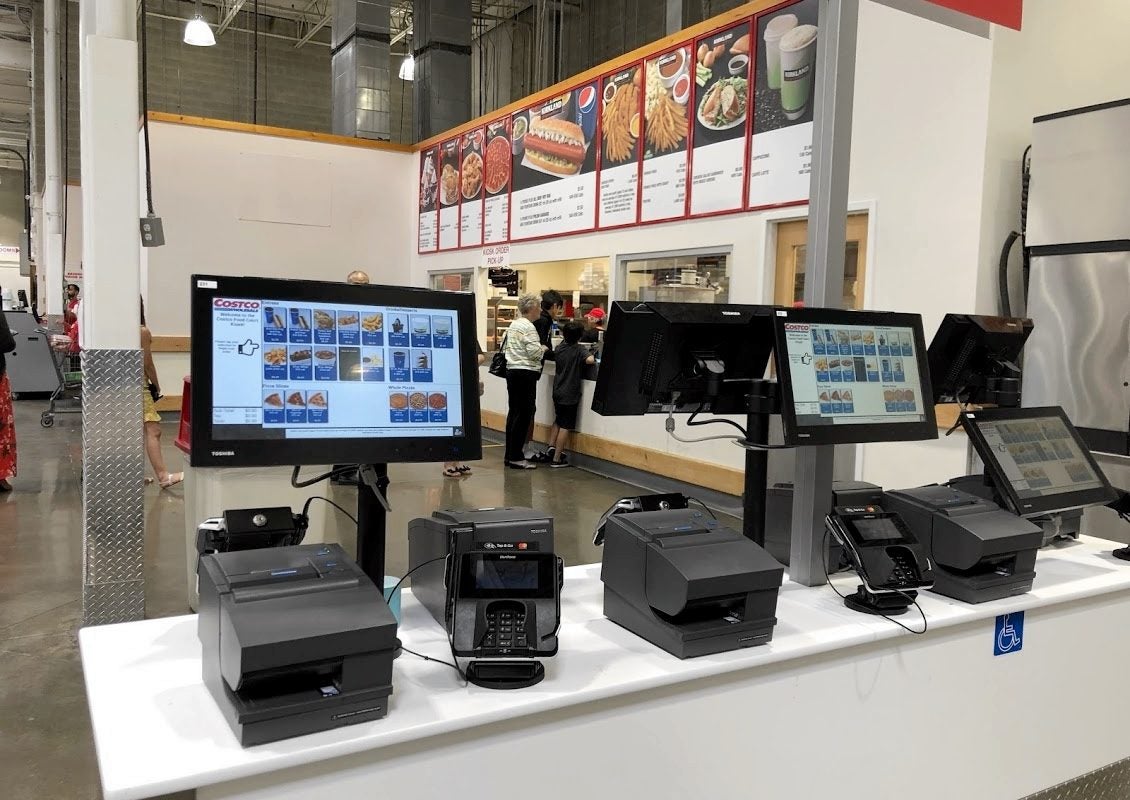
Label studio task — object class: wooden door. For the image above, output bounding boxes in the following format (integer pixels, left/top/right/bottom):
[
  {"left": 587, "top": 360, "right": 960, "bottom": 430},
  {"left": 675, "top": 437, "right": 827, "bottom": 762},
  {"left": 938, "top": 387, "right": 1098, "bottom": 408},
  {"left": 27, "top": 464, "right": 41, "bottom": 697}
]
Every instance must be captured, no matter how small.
[{"left": 774, "top": 214, "right": 869, "bottom": 309}]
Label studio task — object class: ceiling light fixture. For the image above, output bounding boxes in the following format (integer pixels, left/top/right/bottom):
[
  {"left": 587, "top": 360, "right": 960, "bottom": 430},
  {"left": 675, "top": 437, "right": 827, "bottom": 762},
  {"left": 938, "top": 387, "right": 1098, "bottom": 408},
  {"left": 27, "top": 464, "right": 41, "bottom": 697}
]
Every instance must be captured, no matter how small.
[
  {"left": 184, "top": 0, "right": 216, "bottom": 47},
  {"left": 399, "top": 53, "right": 415, "bottom": 81}
]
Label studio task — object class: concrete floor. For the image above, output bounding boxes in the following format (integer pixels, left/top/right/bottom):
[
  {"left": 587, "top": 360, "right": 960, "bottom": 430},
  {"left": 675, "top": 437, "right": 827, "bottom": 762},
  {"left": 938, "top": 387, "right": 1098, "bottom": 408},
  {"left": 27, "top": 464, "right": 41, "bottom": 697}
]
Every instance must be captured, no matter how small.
[{"left": 0, "top": 397, "right": 704, "bottom": 800}]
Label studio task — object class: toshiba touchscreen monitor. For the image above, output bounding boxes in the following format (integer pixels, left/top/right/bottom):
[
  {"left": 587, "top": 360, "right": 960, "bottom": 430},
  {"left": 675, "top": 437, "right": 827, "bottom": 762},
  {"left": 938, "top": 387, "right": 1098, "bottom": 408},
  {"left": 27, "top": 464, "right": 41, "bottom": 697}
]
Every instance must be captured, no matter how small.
[
  {"left": 190, "top": 274, "right": 482, "bottom": 467},
  {"left": 773, "top": 307, "right": 938, "bottom": 446},
  {"left": 960, "top": 406, "right": 1117, "bottom": 517}
]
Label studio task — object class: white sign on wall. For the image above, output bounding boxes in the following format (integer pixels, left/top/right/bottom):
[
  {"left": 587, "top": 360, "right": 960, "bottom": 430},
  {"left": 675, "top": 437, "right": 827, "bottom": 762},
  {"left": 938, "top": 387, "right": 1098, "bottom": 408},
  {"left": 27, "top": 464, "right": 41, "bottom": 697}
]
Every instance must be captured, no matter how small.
[{"left": 482, "top": 244, "right": 511, "bottom": 270}]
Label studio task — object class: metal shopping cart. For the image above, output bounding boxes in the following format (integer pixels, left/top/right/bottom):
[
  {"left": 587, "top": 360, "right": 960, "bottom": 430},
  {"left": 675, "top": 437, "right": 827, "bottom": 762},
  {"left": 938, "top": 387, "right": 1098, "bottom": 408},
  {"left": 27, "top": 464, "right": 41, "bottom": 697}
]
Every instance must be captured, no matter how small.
[{"left": 41, "top": 328, "right": 81, "bottom": 427}]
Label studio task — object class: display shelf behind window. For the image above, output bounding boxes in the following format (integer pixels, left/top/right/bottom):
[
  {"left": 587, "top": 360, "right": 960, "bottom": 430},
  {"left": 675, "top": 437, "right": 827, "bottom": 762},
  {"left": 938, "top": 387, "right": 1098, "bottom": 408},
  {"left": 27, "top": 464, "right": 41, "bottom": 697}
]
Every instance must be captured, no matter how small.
[
  {"left": 487, "top": 296, "right": 518, "bottom": 351},
  {"left": 621, "top": 252, "right": 730, "bottom": 305}
]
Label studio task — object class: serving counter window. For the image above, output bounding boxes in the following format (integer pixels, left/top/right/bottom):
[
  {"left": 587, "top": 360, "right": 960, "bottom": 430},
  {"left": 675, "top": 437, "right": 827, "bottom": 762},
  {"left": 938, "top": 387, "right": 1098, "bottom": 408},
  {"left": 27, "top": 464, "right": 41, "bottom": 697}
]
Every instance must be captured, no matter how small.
[
  {"left": 429, "top": 270, "right": 474, "bottom": 293},
  {"left": 620, "top": 249, "right": 730, "bottom": 304}
]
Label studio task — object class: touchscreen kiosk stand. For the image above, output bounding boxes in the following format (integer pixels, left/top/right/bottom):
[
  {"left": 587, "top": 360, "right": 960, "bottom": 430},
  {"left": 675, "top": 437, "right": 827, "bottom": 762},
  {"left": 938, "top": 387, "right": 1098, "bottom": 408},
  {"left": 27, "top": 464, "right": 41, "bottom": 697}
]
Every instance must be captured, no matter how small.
[
  {"left": 356, "top": 464, "right": 392, "bottom": 584},
  {"left": 742, "top": 379, "right": 780, "bottom": 545}
]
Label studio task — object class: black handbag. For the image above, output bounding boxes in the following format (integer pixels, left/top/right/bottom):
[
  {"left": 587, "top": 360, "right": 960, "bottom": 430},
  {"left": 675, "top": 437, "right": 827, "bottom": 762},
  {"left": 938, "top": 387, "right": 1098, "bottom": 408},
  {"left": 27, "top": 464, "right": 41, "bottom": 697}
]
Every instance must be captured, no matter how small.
[{"left": 488, "top": 332, "right": 508, "bottom": 378}]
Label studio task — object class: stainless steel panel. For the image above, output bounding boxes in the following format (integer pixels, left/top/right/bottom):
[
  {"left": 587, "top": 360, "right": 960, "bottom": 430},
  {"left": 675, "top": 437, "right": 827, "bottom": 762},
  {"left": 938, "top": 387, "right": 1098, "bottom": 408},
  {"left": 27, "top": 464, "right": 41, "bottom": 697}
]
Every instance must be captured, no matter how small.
[
  {"left": 1024, "top": 252, "right": 1130, "bottom": 443},
  {"left": 82, "top": 348, "right": 146, "bottom": 625}
]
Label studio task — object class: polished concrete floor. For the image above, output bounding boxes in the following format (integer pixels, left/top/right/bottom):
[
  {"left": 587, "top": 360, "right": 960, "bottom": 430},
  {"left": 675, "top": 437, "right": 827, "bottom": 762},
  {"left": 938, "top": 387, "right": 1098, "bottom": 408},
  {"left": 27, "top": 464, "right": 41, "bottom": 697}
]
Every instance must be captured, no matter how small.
[{"left": 0, "top": 397, "right": 707, "bottom": 800}]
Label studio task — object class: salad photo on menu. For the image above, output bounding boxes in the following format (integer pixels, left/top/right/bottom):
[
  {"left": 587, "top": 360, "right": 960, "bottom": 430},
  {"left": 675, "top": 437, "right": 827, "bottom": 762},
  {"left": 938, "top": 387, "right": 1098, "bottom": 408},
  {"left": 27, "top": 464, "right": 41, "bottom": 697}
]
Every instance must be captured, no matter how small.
[{"left": 693, "top": 22, "right": 751, "bottom": 145}]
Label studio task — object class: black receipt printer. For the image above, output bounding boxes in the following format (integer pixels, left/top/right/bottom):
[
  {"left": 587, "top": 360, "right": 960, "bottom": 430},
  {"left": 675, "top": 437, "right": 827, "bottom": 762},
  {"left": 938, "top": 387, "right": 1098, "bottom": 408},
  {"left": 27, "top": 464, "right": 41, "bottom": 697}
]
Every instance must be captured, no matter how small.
[
  {"left": 197, "top": 543, "right": 398, "bottom": 746},
  {"left": 883, "top": 485, "right": 1043, "bottom": 604},
  {"left": 600, "top": 508, "right": 784, "bottom": 659}
]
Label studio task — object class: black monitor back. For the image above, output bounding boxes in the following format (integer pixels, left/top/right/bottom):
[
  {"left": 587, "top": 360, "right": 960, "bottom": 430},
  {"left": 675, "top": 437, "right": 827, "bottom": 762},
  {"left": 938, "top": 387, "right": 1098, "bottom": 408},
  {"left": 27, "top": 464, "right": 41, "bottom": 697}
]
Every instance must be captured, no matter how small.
[
  {"left": 928, "top": 314, "right": 1033, "bottom": 404},
  {"left": 592, "top": 302, "right": 775, "bottom": 416}
]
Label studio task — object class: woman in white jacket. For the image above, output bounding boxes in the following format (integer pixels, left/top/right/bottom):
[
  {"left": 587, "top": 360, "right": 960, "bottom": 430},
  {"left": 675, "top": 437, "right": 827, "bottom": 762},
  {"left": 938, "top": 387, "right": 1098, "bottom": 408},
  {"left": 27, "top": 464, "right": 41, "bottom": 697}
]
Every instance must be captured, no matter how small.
[{"left": 502, "top": 293, "right": 549, "bottom": 469}]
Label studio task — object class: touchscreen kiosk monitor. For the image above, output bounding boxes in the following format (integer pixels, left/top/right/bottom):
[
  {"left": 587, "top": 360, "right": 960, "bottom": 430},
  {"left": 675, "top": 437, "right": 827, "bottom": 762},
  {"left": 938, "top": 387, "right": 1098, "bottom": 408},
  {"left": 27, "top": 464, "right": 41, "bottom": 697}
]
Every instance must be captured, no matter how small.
[
  {"left": 928, "top": 314, "right": 1033, "bottom": 404},
  {"left": 190, "top": 274, "right": 482, "bottom": 467},
  {"left": 773, "top": 307, "right": 938, "bottom": 446},
  {"left": 592, "top": 302, "right": 775, "bottom": 416},
  {"left": 960, "top": 406, "right": 1118, "bottom": 517}
]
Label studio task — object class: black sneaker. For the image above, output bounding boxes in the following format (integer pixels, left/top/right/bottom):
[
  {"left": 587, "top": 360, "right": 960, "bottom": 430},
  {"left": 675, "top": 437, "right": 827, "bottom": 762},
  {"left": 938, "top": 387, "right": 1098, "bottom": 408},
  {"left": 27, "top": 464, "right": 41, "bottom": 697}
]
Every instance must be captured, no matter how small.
[
  {"left": 548, "top": 455, "right": 570, "bottom": 468},
  {"left": 529, "top": 450, "right": 552, "bottom": 464}
]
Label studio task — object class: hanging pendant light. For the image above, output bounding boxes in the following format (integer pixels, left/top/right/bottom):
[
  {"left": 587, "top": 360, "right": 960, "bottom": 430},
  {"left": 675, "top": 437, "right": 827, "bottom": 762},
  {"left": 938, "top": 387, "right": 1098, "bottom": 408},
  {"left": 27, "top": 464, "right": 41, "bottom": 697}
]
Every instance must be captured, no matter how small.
[
  {"left": 184, "top": 0, "right": 216, "bottom": 47},
  {"left": 399, "top": 53, "right": 415, "bottom": 81}
]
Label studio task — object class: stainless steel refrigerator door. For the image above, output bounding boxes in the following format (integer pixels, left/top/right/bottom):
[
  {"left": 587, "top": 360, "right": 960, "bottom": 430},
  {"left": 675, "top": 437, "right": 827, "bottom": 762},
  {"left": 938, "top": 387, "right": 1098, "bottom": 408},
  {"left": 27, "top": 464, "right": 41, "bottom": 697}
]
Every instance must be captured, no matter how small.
[{"left": 1024, "top": 251, "right": 1130, "bottom": 454}]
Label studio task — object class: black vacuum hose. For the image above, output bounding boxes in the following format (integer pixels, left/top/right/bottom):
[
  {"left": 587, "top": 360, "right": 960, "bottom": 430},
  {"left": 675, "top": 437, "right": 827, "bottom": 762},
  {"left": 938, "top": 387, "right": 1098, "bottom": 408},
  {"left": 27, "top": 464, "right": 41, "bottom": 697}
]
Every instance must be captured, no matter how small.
[{"left": 998, "top": 230, "right": 1019, "bottom": 317}]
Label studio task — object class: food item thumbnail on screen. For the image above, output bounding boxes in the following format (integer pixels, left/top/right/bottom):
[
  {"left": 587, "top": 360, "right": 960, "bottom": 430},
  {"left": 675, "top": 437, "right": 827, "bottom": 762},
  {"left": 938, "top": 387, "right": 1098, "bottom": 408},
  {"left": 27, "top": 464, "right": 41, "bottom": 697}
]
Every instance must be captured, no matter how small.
[
  {"left": 264, "top": 393, "right": 283, "bottom": 408},
  {"left": 524, "top": 118, "right": 586, "bottom": 175}
]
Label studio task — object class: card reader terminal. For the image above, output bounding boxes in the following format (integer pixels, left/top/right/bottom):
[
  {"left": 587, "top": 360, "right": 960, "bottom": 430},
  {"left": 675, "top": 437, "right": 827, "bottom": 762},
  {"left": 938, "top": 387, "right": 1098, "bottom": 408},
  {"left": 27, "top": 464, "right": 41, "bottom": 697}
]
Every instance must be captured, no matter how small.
[{"left": 825, "top": 505, "right": 934, "bottom": 615}]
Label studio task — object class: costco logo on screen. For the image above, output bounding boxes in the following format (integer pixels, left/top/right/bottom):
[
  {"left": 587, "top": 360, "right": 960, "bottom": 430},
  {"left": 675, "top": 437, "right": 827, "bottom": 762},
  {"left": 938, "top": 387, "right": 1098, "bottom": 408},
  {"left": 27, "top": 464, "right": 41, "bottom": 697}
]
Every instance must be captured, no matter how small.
[
  {"left": 213, "top": 298, "right": 261, "bottom": 310},
  {"left": 784, "top": 323, "right": 810, "bottom": 332}
]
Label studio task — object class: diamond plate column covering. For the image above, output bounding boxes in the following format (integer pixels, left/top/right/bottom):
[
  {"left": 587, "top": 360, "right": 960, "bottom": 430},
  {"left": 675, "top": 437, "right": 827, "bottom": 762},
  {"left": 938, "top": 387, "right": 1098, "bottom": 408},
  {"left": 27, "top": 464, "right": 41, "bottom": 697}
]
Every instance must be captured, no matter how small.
[
  {"left": 82, "top": 348, "right": 146, "bottom": 625},
  {"left": 412, "top": 0, "right": 471, "bottom": 141},
  {"left": 331, "top": 0, "right": 392, "bottom": 140},
  {"left": 1023, "top": 756, "right": 1130, "bottom": 800}
]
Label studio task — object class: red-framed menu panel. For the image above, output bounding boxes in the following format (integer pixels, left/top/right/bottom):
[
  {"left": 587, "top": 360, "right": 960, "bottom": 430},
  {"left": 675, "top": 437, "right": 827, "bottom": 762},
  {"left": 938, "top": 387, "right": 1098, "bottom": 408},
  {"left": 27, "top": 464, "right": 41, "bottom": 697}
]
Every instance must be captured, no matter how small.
[
  {"left": 688, "top": 18, "right": 753, "bottom": 217},
  {"left": 437, "top": 137, "right": 461, "bottom": 251},
  {"left": 597, "top": 63, "right": 644, "bottom": 229},
  {"left": 415, "top": 8, "right": 831, "bottom": 253},
  {"left": 458, "top": 127, "right": 485, "bottom": 249},
  {"left": 748, "top": 0, "right": 817, "bottom": 211},
  {"left": 508, "top": 82, "right": 600, "bottom": 242},
  {"left": 417, "top": 147, "right": 439, "bottom": 253}
]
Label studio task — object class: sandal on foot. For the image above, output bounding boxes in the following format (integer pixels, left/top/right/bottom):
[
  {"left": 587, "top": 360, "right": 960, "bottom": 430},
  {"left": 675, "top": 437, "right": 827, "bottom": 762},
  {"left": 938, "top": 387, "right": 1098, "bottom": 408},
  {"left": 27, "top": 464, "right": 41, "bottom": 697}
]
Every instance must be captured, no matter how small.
[
  {"left": 442, "top": 467, "right": 462, "bottom": 478},
  {"left": 160, "top": 472, "right": 184, "bottom": 489}
]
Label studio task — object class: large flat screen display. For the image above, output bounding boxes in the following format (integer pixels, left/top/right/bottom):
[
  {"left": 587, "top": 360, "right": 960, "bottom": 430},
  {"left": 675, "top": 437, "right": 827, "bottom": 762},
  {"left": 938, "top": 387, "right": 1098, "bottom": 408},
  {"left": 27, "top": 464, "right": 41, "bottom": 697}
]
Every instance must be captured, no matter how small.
[
  {"left": 190, "top": 274, "right": 482, "bottom": 467},
  {"left": 960, "top": 406, "right": 1118, "bottom": 516},
  {"left": 773, "top": 308, "right": 938, "bottom": 445}
]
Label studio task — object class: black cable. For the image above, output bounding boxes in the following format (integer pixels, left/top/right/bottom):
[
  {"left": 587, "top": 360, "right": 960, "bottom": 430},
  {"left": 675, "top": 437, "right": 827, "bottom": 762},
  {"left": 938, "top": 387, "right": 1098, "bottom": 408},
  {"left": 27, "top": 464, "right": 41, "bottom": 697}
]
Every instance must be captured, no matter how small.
[
  {"left": 822, "top": 528, "right": 928, "bottom": 636},
  {"left": 402, "top": 645, "right": 464, "bottom": 678},
  {"left": 683, "top": 496, "right": 717, "bottom": 520},
  {"left": 300, "top": 495, "right": 358, "bottom": 527},
  {"left": 139, "top": 0, "right": 155, "bottom": 216},
  {"left": 686, "top": 404, "right": 748, "bottom": 438},
  {"left": 290, "top": 464, "right": 358, "bottom": 488},
  {"left": 388, "top": 555, "right": 445, "bottom": 599}
]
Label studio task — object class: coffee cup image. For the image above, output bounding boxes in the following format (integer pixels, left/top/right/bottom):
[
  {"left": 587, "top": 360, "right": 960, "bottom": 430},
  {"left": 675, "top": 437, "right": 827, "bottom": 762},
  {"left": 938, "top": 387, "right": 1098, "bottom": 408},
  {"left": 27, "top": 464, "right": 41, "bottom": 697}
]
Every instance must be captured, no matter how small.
[
  {"left": 779, "top": 24, "right": 818, "bottom": 121},
  {"left": 762, "top": 13, "right": 798, "bottom": 91}
]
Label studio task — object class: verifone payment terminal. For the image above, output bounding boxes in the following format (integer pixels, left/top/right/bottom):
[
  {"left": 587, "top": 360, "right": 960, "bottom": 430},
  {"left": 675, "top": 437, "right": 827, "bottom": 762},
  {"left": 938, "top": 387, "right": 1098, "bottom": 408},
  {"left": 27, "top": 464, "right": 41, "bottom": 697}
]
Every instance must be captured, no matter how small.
[{"left": 825, "top": 505, "right": 934, "bottom": 615}]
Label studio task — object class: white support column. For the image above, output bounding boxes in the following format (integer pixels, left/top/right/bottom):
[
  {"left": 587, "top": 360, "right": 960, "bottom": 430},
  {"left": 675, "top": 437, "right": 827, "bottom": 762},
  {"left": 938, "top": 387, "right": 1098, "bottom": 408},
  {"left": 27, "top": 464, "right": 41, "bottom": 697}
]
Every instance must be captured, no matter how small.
[
  {"left": 43, "top": 0, "right": 64, "bottom": 317},
  {"left": 79, "top": 0, "right": 145, "bottom": 625}
]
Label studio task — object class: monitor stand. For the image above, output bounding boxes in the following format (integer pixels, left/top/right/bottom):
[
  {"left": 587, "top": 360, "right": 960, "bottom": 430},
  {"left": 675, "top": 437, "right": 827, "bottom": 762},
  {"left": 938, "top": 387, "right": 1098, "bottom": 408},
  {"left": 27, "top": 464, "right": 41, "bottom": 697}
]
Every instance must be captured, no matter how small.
[
  {"left": 741, "top": 379, "right": 780, "bottom": 548},
  {"left": 356, "top": 463, "right": 391, "bottom": 585}
]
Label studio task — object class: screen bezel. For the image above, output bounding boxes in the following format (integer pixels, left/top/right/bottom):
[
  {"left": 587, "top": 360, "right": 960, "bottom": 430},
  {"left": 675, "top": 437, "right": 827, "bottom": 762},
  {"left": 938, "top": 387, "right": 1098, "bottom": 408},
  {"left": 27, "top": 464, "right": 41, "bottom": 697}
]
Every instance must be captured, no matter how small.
[
  {"left": 960, "top": 406, "right": 1118, "bottom": 517},
  {"left": 773, "top": 307, "right": 939, "bottom": 446},
  {"left": 457, "top": 553, "right": 556, "bottom": 599},
  {"left": 189, "top": 273, "right": 482, "bottom": 467},
  {"left": 840, "top": 513, "right": 917, "bottom": 548}
]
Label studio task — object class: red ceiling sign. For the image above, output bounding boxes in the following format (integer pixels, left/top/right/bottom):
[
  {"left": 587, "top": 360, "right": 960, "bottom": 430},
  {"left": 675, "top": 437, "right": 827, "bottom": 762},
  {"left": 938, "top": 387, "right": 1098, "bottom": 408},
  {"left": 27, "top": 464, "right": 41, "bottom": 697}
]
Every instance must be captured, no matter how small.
[{"left": 925, "top": 0, "right": 1023, "bottom": 29}]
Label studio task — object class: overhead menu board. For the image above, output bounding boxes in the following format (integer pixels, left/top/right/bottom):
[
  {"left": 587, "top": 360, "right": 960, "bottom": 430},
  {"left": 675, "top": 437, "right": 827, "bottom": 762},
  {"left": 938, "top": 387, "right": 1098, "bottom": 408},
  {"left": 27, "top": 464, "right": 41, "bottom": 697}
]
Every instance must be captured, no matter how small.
[
  {"left": 417, "top": 148, "right": 438, "bottom": 253},
  {"left": 415, "top": 8, "right": 829, "bottom": 253},
  {"left": 437, "top": 138, "right": 461, "bottom": 250},
  {"left": 459, "top": 128, "right": 485, "bottom": 248},
  {"left": 689, "top": 20, "right": 752, "bottom": 216},
  {"left": 509, "top": 83, "right": 600, "bottom": 241},
  {"left": 598, "top": 65, "right": 643, "bottom": 229},
  {"left": 748, "top": 0, "right": 817, "bottom": 210},
  {"left": 640, "top": 44, "right": 692, "bottom": 223},
  {"left": 482, "top": 119, "right": 511, "bottom": 245}
]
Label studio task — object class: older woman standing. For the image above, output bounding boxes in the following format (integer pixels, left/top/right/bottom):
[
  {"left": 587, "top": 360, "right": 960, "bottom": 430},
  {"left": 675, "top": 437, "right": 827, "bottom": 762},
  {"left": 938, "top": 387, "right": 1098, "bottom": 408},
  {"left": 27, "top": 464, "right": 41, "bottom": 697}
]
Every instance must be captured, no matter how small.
[{"left": 502, "top": 292, "right": 548, "bottom": 469}]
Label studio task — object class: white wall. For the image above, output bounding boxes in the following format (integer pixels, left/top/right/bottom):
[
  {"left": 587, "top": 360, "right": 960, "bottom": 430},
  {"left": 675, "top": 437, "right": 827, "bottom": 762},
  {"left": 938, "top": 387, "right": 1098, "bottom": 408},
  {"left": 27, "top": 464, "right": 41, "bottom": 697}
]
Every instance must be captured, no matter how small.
[
  {"left": 414, "top": 0, "right": 989, "bottom": 490},
  {"left": 975, "top": 0, "right": 1130, "bottom": 315},
  {"left": 143, "top": 121, "right": 416, "bottom": 392}
]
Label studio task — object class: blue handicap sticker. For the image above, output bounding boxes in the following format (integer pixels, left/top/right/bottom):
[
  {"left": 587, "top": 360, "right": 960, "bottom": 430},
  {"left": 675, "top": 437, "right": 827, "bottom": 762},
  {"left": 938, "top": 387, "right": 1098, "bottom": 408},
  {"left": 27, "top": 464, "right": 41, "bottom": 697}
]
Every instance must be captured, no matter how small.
[{"left": 994, "top": 611, "right": 1024, "bottom": 656}]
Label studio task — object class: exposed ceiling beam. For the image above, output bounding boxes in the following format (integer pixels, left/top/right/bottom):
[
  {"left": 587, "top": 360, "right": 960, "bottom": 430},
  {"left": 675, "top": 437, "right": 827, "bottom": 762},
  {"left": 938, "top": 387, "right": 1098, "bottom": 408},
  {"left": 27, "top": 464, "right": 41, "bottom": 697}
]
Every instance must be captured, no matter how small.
[
  {"left": 295, "top": 11, "right": 330, "bottom": 48},
  {"left": 216, "top": 0, "right": 247, "bottom": 35}
]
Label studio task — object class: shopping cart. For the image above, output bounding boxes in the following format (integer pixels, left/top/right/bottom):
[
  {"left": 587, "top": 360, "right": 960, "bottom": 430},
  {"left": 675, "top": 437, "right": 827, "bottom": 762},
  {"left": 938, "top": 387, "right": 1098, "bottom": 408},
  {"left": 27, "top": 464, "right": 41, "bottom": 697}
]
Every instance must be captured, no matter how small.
[{"left": 41, "top": 328, "right": 81, "bottom": 428}]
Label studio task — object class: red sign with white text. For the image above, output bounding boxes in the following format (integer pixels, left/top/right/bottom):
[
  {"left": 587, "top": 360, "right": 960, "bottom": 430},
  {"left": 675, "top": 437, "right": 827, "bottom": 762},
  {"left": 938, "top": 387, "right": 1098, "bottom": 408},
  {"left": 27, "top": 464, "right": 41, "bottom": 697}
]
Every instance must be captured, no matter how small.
[{"left": 925, "top": 0, "right": 1022, "bottom": 30}]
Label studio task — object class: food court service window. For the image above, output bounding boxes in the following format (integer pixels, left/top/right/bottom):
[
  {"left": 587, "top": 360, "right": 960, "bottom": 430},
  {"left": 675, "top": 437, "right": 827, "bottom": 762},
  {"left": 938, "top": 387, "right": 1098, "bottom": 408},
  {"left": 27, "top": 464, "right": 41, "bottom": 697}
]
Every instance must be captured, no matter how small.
[{"left": 619, "top": 249, "right": 731, "bottom": 305}]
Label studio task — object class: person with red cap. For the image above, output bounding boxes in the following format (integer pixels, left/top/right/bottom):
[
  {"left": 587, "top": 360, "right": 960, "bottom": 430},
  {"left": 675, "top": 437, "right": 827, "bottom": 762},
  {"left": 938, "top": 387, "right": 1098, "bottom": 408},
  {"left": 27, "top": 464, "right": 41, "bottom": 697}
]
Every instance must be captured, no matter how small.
[{"left": 580, "top": 306, "right": 605, "bottom": 343}]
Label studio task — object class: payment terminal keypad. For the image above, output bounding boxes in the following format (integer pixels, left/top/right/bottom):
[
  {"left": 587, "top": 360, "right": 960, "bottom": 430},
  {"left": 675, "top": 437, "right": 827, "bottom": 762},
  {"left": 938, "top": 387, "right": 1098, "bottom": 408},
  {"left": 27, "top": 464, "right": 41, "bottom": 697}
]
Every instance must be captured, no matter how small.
[
  {"left": 483, "top": 605, "right": 528, "bottom": 652},
  {"left": 887, "top": 551, "right": 919, "bottom": 589}
]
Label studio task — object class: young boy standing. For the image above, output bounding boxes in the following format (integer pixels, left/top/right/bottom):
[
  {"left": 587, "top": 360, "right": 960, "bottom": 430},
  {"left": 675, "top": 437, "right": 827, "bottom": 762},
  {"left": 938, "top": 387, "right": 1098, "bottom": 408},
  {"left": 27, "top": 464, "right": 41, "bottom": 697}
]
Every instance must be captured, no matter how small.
[{"left": 544, "top": 321, "right": 595, "bottom": 468}]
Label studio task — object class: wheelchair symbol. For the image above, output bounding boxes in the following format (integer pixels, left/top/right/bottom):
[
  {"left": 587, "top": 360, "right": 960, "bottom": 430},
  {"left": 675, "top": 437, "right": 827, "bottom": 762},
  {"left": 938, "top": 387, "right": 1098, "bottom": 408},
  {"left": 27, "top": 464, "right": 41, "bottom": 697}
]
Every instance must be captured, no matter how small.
[{"left": 997, "top": 614, "right": 1021, "bottom": 653}]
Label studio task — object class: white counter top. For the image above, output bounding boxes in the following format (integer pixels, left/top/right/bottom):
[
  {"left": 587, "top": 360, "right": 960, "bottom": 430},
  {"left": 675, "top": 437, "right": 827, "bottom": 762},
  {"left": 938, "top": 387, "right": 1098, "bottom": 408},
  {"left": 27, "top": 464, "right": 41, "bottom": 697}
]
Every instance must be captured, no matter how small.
[{"left": 80, "top": 536, "right": 1130, "bottom": 800}]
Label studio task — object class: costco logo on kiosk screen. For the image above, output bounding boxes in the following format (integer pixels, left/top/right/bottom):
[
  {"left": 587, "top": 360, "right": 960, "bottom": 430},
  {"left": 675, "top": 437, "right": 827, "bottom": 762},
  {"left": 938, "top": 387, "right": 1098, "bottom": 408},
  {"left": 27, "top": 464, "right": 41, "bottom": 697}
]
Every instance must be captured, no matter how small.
[{"left": 213, "top": 299, "right": 261, "bottom": 310}]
